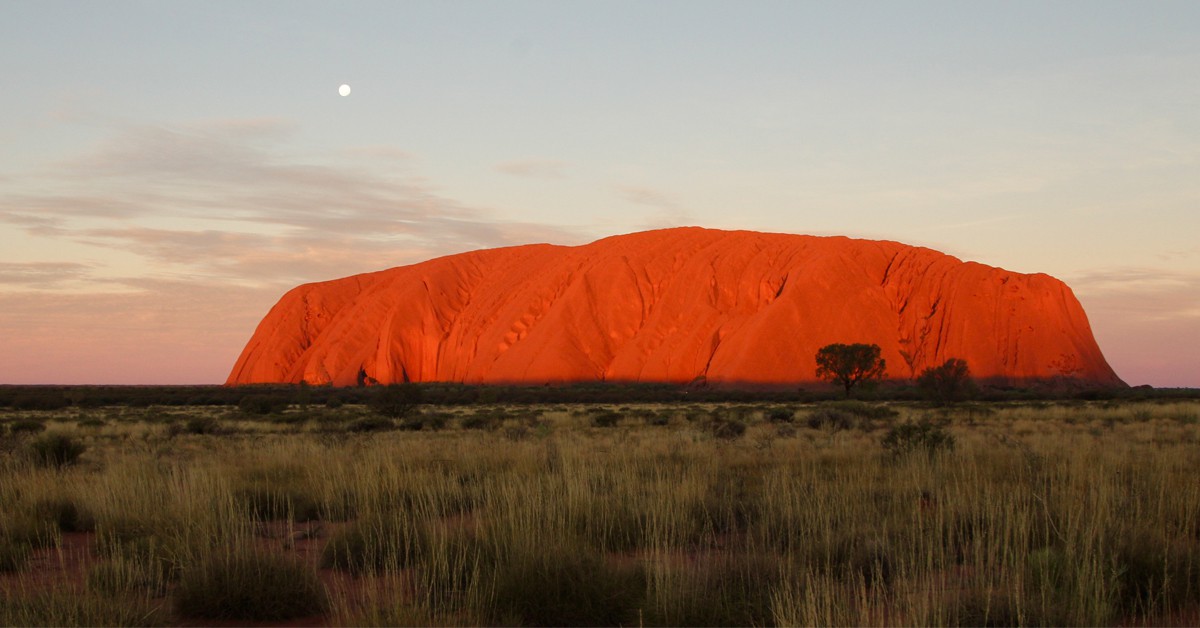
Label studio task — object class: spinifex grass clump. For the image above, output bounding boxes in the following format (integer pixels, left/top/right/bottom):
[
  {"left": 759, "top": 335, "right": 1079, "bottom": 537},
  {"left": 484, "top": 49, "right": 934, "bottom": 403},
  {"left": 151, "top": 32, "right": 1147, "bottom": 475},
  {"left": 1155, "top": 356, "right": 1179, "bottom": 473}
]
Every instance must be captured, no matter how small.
[
  {"left": 0, "top": 589, "right": 168, "bottom": 626},
  {"left": 881, "top": 416, "right": 956, "bottom": 459},
  {"left": 1, "top": 512, "right": 61, "bottom": 552},
  {"left": 0, "top": 538, "right": 31, "bottom": 573},
  {"left": 484, "top": 537, "right": 647, "bottom": 627},
  {"left": 320, "top": 511, "right": 430, "bottom": 573},
  {"left": 26, "top": 433, "right": 86, "bottom": 468},
  {"left": 86, "top": 556, "right": 170, "bottom": 597},
  {"left": 8, "top": 419, "right": 46, "bottom": 435},
  {"left": 32, "top": 496, "right": 95, "bottom": 533},
  {"left": 232, "top": 463, "right": 323, "bottom": 522},
  {"left": 174, "top": 549, "right": 328, "bottom": 621},
  {"left": 646, "top": 551, "right": 780, "bottom": 626},
  {"left": 184, "top": 415, "right": 222, "bottom": 435}
]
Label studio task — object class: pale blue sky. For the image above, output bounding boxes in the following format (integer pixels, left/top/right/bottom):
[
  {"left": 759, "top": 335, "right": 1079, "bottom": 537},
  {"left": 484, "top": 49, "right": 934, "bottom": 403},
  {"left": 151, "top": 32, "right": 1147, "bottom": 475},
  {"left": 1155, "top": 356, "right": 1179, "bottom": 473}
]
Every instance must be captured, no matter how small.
[{"left": 1, "top": 0, "right": 1197, "bottom": 385}]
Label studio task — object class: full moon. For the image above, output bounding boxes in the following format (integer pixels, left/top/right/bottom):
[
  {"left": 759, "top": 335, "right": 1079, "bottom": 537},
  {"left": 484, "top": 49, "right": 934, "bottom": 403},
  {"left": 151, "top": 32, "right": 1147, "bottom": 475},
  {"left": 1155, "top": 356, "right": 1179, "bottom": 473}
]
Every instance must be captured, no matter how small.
[{"left": 338, "top": 84, "right": 351, "bottom": 97}]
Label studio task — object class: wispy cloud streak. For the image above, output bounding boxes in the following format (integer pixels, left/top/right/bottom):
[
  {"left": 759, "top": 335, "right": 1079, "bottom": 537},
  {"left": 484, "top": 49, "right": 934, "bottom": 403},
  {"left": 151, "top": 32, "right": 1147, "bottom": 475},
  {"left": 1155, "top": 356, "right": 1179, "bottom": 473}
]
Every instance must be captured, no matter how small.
[
  {"left": 1, "top": 119, "right": 581, "bottom": 286},
  {"left": 0, "top": 119, "right": 583, "bottom": 383}
]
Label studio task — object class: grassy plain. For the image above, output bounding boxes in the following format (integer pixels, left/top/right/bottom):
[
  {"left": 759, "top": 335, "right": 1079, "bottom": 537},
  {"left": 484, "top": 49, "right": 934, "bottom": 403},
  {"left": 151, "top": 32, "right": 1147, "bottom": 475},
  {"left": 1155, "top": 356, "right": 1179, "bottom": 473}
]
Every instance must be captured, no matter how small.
[{"left": 1, "top": 397, "right": 1198, "bottom": 626}]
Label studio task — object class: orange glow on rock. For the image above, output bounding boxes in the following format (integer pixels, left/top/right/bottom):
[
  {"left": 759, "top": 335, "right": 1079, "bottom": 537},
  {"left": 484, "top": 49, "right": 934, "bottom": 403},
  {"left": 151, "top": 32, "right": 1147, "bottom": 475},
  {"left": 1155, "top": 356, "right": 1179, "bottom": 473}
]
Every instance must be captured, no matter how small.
[{"left": 226, "top": 228, "right": 1123, "bottom": 388}]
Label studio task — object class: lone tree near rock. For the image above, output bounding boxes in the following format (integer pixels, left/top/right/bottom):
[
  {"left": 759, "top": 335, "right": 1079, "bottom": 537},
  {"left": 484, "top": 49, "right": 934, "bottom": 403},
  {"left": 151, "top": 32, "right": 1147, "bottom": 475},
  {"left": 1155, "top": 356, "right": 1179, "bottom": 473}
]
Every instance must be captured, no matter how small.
[
  {"left": 815, "top": 343, "right": 887, "bottom": 398},
  {"left": 917, "top": 358, "right": 976, "bottom": 404}
]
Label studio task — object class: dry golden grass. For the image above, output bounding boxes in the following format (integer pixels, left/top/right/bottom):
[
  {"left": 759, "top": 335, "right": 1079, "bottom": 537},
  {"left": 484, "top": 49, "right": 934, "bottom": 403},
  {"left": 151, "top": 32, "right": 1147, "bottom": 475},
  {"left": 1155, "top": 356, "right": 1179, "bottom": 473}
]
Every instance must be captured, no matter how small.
[{"left": 0, "top": 399, "right": 1197, "bottom": 625}]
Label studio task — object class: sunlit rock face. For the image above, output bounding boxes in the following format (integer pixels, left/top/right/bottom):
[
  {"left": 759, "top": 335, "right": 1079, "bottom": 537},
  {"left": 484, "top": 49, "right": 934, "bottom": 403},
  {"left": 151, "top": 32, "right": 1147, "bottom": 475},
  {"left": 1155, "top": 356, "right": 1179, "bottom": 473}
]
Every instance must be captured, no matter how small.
[{"left": 227, "top": 227, "right": 1123, "bottom": 388}]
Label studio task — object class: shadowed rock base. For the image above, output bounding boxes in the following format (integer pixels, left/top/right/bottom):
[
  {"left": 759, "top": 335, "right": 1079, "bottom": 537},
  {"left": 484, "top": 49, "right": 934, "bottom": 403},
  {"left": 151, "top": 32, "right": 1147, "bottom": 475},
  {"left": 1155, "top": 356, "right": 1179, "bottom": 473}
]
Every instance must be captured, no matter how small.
[{"left": 227, "top": 227, "right": 1123, "bottom": 388}]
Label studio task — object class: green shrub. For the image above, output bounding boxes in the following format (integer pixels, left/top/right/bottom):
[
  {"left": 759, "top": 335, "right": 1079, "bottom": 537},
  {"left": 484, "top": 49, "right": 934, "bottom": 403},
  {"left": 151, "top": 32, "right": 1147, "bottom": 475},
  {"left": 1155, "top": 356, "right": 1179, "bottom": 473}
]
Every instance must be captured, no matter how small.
[
  {"left": 26, "top": 433, "right": 86, "bottom": 468},
  {"left": 76, "top": 417, "right": 106, "bottom": 429},
  {"left": 591, "top": 410, "right": 622, "bottom": 428},
  {"left": 184, "top": 416, "right": 221, "bottom": 435},
  {"left": 918, "top": 358, "right": 977, "bottom": 404},
  {"left": 806, "top": 407, "right": 854, "bottom": 430},
  {"left": 174, "top": 551, "right": 328, "bottom": 621},
  {"left": 767, "top": 407, "right": 795, "bottom": 423},
  {"left": 881, "top": 417, "right": 956, "bottom": 459}
]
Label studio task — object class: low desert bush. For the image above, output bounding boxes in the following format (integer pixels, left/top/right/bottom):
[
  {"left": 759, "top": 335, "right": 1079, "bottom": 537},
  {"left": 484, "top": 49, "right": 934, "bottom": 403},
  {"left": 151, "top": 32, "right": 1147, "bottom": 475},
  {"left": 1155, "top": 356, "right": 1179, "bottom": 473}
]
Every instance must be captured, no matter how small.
[
  {"left": 238, "top": 394, "right": 290, "bottom": 415},
  {"left": 461, "top": 414, "right": 500, "bottom": 430},
  {"left": 174, "top": 550, "right": 328, "bottom": 621},
  {"left": 368, "top": 383, "right": 423, "bottom": 419},
  {"left": 767, "top": 407, "right": 795, "bottom": 423},
  {"left": 806, "top": 407, "right": 855, "bottom": 431},
  {"left": 346, "top": 417, "right": 394, "bottom": 432},
  {"left": 881, "top": 417, "right": 956, "bottom": 459},
  {"left": 26, "top": 433, "right": 86, "bottom": 468},
  {"left": 711, "top": 418, "right": 747, "bottom": 440},
  {"left": 184, "top": 416, "right": 221, "bottom": 435},
  {"left": 591, "top": 410, "right": 622, "bottom": 428}
]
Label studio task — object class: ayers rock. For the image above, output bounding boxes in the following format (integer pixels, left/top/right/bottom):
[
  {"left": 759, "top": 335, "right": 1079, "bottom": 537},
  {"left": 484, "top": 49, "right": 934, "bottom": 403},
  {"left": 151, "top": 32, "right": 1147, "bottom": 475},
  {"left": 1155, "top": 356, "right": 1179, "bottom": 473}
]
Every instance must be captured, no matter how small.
[{"left": 228, "top": 227, "right": 1123, "bottom": 388}]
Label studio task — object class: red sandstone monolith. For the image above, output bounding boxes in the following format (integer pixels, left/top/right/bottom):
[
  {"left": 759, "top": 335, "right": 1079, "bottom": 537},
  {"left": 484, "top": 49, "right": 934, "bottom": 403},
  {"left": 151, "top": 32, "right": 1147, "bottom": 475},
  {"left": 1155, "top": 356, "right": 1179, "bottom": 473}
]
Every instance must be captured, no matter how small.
[{"left": 227, "top": 228, "right": 1123, "bottom": 388}]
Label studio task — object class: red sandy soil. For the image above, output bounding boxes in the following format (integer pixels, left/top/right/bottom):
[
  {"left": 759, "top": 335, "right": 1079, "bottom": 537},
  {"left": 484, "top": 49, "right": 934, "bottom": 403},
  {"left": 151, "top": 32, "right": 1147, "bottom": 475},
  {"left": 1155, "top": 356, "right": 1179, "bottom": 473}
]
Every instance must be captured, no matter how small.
[{"left": 228, "top": 227, "right": 1121, "bottom": 388}]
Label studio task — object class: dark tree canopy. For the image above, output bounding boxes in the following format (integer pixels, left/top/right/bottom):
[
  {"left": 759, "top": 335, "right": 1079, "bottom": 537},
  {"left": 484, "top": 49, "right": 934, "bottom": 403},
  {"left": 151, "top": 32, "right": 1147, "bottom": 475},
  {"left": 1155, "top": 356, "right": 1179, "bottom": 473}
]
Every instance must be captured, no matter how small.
[
  {"left": 368, "top": 383, "right": 424, "bottom": 418},
  {"left": 815, "top": 343, "right": 887, "bottom": 398},
  {"left": 917, "top": 358, "right": 976, "bottom": 404}
]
